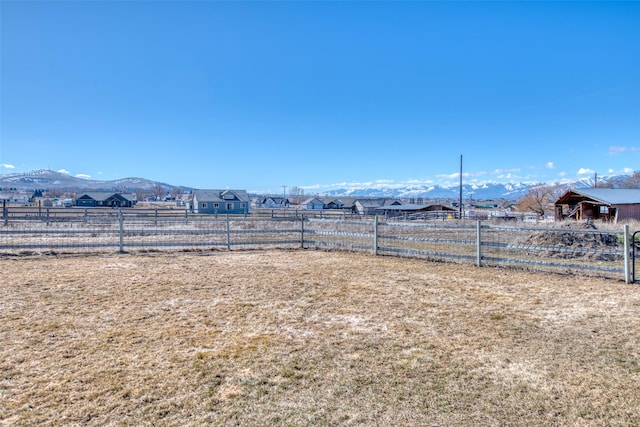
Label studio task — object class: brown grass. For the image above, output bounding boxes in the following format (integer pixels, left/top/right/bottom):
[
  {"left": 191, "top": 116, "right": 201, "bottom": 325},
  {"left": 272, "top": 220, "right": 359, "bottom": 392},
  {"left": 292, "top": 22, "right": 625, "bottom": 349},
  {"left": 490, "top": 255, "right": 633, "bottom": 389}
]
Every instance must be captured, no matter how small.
[{"left": 1, "top": 249, "right": 640, "bottom": 426}]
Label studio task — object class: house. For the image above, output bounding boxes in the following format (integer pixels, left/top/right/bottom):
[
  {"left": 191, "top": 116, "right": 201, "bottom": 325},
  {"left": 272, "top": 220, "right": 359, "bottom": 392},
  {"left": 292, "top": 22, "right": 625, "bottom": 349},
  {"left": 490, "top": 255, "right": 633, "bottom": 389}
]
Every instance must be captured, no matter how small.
[
  {"left": 322, "top": 197, "right": 358, "bottom": 212},
  {"left": 0, "top": 191, "right": 31, "bottom": 204},
  {"left": 301, "top": 197, "right": 325, "bottom": 210},
  {"left": 191, "top": 189, "right": 250, "bottom": 215},
  {"left": 255, "top": 197, "right": 290, "bottom": 209},
  {"left": 324, "top": 199, "right": 344, "bottom": 209},
  {"left": 75, "top": 192, "right": 136, "bottom": 208},
  {"left": 554, "top": 188, "right": 640, "bottom": 223},
  {"left": 354, "top": 198, "right": 402, "bottom": 215}
]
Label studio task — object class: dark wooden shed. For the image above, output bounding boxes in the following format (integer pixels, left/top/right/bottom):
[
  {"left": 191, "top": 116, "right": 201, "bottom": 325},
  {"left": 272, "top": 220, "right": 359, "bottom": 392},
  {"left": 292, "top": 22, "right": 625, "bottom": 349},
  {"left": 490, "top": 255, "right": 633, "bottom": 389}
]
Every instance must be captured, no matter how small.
[{"left": 554, "top": 188, "right": 640, "bottom": 223}]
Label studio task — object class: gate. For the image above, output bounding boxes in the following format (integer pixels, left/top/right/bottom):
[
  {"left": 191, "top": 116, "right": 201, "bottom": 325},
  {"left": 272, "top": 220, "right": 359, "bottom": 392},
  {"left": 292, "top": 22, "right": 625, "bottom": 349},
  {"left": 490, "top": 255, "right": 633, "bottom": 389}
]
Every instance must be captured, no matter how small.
[{"left": 633, "top": 231, "right": 640, "bottom": 283}]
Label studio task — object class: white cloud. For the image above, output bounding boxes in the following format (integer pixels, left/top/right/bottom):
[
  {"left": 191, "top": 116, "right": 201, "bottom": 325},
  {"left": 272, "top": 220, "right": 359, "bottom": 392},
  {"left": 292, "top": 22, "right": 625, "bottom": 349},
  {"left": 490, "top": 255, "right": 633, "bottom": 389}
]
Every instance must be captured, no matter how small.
[
  {"left": 577, "top": 168, "right": 595, "bottom": 175},
  {"left": 608, "top": 167, "right": 634, "bottom": 176},
  {"left": 608, "top": 146, "right": 638, "bottom": 155},
  {"left": 437, "top": 172, "right": 461, "bottom": 180},
  {"left": 75, "top": 174, "right": 91, "bottom": 179},
  {"left": 492, "top": 168, "right": 520, "bottom": 174},
  {"left": 1, "top": 164, "right": 15, "bottom": 170},
  {"left": 57, "top": 169, "right": 70, "bottom": 174},
  {"left": 546, "top": 162, "right": 555, "bottom": 169}
]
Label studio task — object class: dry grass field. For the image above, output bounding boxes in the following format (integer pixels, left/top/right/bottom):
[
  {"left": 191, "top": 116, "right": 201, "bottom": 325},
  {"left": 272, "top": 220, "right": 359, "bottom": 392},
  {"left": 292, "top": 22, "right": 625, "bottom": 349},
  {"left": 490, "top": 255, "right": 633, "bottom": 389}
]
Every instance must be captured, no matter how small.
[{"left": 1, "top": 249, "right": 640, "bottom": 426}]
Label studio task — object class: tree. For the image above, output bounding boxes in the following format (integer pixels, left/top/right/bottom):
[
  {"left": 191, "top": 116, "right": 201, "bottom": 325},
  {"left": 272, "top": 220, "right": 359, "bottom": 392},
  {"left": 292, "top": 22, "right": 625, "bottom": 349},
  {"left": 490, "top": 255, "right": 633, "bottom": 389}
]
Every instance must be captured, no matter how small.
[
  {"left": 515, "top": 184, "right": 563, "bottom": 217},
  {"left": 170, "top": 186, "right": 183, "bottom": 200},
  {"left": 151, "top": 184, "right": 165, "bottom": 200},
  {"left": 288, "top": 186, "right": 305, "bottom": 204},
  {"left": 134, "top": 188, "right": 149, "bottom": 203},
  {"left": 621, "top": 171, "right": 640, "bottom": 188},
  {"left": 115, "top": 185, "right": 129, "bottom": 194}
]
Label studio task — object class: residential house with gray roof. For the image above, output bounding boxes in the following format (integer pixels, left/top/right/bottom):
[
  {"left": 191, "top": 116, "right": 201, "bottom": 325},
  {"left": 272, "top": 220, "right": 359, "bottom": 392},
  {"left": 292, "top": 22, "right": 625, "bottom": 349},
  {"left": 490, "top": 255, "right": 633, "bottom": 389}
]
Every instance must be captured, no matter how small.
[
  {"left": 191, "top": 189, "right": 250, "bottom": 215},
  {"left": 354, "top": 198, "right": 402, "bottom": 215},
  {"left": 75, "top": 192, "right": 136, "bottom": 208}
]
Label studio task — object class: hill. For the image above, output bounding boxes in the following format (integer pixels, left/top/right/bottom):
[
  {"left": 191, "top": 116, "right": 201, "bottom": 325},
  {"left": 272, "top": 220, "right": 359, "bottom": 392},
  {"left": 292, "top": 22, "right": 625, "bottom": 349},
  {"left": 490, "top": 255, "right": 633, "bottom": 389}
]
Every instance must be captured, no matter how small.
[{"left": 0, "top": 170, "right": 182, "bottom": 193}]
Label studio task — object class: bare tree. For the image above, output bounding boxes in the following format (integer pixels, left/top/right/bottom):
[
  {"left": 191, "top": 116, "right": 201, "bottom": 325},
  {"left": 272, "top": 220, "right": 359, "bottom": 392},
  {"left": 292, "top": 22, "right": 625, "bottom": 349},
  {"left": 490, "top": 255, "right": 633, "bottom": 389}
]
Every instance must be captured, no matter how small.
[
  {"left": 288, "top": 186, "right": 305, "bottom": 204},
  {"left": 151, "top": 184, "right": 165, "bottom": 201},
  {"left": 46, "top": 187, "right": 63, "bottom": 198},
  {"left": 515, "top": 184, "right": 563, "bottom": 217},
  {"left": 621, "top": 170, "right": 640, "bottom": 188},
  {"left": 170, "top": 186, "right": 183, "bottom": 200},
  {"left": 134, "top": 188, "right": 149, "bottom": 203}
]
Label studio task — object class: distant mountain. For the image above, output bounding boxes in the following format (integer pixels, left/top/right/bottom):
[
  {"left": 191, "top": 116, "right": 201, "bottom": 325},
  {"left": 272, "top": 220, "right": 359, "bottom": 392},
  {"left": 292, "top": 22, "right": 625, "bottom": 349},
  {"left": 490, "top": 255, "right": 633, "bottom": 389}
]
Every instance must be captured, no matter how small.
[
  {"left": 0, "top": 169, "right": 628, "bottom": 200},
  {"left": 318, "top": 175, "right": 633, "bottom": 201},
  {"left": 321, "top": 182, "right": 532, "bottom": 200},
  {"left": 0, "top": 170, "right": 182, "bottom": 192}
]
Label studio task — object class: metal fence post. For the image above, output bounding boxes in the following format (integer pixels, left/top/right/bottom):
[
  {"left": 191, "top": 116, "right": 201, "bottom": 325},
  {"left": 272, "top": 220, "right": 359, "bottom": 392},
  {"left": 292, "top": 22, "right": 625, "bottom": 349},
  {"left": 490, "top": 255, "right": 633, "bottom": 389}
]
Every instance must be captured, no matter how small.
[
  {"left": 624, "top": 224, "right": 631, "bottom": 284},
  {"left": 300, "top": 214, "right": 305, "bottom": 249},
  {"left": 226, "top": 214, "right": 231, "bottom": 251},
  {"left": 633, "top": 231, "right": 639, "bottom": 284},
  {"left": 119, "top": 209, "right": 124, "bottom": 253},
  {"left": 374, "top": 215, "right": 379, "bottom": 256},
  {"left": 476, "top": 220, "right": 482, "bottom": 267}
]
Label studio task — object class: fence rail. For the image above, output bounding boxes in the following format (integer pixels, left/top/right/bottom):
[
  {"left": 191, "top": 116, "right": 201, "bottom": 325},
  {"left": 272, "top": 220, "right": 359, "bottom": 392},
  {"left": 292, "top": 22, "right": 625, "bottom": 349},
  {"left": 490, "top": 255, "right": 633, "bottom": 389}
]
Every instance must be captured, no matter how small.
[{"left": 0, "top": 214, "right": 635, "bottom": 282}]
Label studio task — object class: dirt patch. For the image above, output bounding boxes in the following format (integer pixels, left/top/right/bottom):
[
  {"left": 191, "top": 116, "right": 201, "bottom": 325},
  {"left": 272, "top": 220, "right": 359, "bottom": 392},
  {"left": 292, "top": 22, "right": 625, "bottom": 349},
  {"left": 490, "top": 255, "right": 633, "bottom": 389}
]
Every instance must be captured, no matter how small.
[{"left": 524, "top": 229, "right": 621, "bottom": 261}]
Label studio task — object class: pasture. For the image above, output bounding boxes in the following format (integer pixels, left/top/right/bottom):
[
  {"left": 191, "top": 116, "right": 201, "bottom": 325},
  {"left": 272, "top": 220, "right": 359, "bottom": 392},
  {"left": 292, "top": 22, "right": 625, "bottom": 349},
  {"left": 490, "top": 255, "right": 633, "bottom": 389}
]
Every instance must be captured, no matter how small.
[{"left": 1, "top": 250, "right": 640, "bottom": 426}]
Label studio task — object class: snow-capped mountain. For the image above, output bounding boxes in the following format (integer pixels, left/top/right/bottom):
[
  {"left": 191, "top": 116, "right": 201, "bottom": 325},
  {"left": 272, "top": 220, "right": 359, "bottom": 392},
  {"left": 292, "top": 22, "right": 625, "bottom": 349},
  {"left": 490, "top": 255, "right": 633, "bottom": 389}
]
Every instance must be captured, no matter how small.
[
  {"left": 320, "top": 182, "right": 533, "bottom": 200},
  {"left": 0, "top": 170, "right": 182, "bottom": 192},
  {"left": 0, "top": 169, "right": 630, "bottom": 200},
  {"left": 318, "top": 175, "right": 632, "bottom": 200}
]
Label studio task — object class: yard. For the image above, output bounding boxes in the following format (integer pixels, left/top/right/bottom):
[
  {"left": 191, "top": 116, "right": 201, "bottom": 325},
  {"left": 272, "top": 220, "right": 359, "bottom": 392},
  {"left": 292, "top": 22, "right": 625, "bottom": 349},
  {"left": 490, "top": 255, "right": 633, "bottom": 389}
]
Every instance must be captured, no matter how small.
[{"left": 1, "top": 249, "right": 639, "bottom": 426}]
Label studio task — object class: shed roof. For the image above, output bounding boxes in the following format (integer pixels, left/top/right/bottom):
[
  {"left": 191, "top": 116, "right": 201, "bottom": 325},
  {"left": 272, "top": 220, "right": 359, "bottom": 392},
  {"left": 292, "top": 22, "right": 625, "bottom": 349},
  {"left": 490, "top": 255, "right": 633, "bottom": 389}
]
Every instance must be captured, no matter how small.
[
  {"left": 376, "top": 204, "right": 457, "bottom": 212},
  {"left": 556, "top": 188, "right": 640, "bottom": 206},
  {"left": 320, "top": 197, "right": 358, "bottom": 206},
  {"left": 355, "top": 198, "right": 401, "bottom": 208},
  {"left": 301, "top": 197, "right": 323, "bottom": 205},
  {"left": 375, "top": 204, "right": 430, "bottom": 212},
  {"left": 77, "top": 192, "right": 135, "bottom": 202},
  {"left": 193, "top": 189, "right": 250, "bottom": 203}
]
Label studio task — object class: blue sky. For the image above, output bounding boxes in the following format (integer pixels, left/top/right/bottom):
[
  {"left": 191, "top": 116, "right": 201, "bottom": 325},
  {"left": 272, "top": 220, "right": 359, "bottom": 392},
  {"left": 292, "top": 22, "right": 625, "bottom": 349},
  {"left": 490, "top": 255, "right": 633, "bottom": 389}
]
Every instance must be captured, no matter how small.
[{"left": 1, "top": 1, "right": 638, "bottom": 193}]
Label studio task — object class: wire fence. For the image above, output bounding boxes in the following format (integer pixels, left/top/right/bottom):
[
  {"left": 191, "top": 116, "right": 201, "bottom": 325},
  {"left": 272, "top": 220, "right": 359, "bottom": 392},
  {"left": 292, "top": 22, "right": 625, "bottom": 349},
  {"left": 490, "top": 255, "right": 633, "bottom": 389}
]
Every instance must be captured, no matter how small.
[{"left": 0, "top": 214, "right": 635, "bottom": 282}]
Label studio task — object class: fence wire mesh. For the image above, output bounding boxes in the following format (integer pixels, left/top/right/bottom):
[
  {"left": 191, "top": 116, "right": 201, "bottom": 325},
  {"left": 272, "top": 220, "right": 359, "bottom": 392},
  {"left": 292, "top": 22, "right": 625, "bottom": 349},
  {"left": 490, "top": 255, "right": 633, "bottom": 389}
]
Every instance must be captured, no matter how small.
[
  {"left": 479, "top": 223, "right": 625, "bottom": 277},
  {"left": 0, "top": 215, "right": 631, "bottom": 280}
]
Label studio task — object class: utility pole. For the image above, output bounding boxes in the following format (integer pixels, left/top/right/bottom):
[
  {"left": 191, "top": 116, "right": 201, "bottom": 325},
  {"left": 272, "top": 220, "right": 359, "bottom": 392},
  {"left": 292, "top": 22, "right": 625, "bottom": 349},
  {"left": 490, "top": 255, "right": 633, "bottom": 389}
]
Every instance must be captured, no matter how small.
[
  {"left": 282, "top": 185, "right": 287, "bottom": 199},
  {"left": 459, "top": 155, "right": 463, "bottom": 220}
]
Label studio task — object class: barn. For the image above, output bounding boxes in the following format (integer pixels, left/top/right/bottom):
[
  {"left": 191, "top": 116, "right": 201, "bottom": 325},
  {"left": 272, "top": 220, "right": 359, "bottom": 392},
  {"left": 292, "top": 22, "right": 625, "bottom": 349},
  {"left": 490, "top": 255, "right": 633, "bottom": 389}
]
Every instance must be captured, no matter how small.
[{"left": 554, "top": 188, "right": 640, "bottom": 223}]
